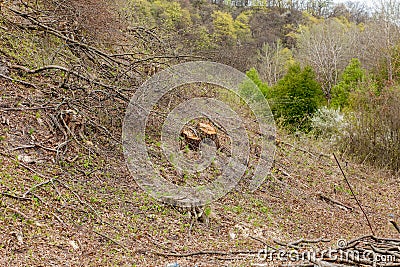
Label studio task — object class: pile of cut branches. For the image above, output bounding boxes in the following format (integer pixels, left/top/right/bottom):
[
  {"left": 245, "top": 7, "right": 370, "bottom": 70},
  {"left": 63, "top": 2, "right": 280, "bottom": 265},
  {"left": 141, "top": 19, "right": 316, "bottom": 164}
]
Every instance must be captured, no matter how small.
[
  {"left": 153, "top": 235, "right": 400, "bottom": 266},
  {"left": 0, "top": 0, "right": 198, "bottom": 164},
  {"left": 0, "top": 0, "right": 197, "bottom": 233}
]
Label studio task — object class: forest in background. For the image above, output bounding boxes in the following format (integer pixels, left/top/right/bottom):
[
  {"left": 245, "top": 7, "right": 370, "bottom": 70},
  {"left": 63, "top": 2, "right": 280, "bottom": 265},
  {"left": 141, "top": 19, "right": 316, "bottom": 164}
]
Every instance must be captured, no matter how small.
[{"left": 119, "top": 0, "right": 400, "bottom": 171}]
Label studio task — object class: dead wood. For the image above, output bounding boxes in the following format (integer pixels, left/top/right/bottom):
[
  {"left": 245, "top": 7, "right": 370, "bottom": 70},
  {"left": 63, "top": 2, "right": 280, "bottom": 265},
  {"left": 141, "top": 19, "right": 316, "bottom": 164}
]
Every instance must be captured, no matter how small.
[
  {"left": 92, "top": 229, "right": 129, "bottom": 252},
  {"left": 0, "top": 73, "right": 37, "bottom": 88},
  {"left": 317, "top": 192, "right": 354, "bottom": 211},
  {"left": 390, "top": 220, "right": 400, "bottom": 234},
  {"left": 333, "top": 153, "right": 375, "bottom": 236}
]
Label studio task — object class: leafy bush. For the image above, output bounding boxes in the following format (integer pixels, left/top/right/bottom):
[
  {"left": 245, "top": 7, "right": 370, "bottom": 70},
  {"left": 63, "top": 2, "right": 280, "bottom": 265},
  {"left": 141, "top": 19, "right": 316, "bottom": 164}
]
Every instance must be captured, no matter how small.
[
  {"left": 234, "top": 11, "right": 252, "bottom": 43},
  {"left": 246, "top": 67, "right": 270, "bottom": 97},
  {"left": 330, "top": 58, "right": 365, "bottom": 109},
  {"left": 124, "top": 0, "right": 191, "bottom": 30},
  {"left": 311, "top": 106, "right": 346, "bottom": 141},
  {"left": 270, "top": 64, "right": 324, "bottom": 132},
  {"left": 339, "top": 86, "right": 400, "bottom": 172}
]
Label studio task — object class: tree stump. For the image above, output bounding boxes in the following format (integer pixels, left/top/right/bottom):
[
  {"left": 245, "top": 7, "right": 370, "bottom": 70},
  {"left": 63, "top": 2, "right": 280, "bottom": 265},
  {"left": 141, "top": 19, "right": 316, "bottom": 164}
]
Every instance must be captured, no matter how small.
[
  {"left": 180, "top": 122, "right": 220, "bottom": 151},
  {"left": 198, "top": 122, "right": 219, "bottom": 149},
  {"left": 180, "top": 128, "right": 201, "bottom": 150}
]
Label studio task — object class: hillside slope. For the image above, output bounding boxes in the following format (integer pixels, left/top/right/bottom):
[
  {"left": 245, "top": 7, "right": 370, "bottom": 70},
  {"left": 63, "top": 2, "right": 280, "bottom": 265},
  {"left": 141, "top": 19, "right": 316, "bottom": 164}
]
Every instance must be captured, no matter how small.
[{"left": 0, "top": 1, "right": 399, "bottom": 266}]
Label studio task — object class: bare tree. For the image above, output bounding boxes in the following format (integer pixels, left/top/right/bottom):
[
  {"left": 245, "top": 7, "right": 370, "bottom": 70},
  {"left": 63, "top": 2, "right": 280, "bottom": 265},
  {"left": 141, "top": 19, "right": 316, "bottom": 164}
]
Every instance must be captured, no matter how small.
[
  {"left": 295, "top": 18, "right": 360, "bottom": 101},
  {"left": 330, "top": 1, "right": 370, "bottom": 24},
  {"left": 256, "top": 40, "right": 294, "bottom": 86},
  {"left": 367, "top": 0, "right": 400, "bottom": 82}
]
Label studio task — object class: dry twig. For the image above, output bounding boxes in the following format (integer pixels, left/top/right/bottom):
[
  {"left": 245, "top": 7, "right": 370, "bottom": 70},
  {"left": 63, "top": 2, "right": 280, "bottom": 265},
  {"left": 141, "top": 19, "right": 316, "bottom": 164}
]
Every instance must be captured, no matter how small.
[
  {"left": 333, "top": 153, "right": 375, "bottom": 236},
  {"left": 317, "top": 193, "right": 354, "bottom": 211}
]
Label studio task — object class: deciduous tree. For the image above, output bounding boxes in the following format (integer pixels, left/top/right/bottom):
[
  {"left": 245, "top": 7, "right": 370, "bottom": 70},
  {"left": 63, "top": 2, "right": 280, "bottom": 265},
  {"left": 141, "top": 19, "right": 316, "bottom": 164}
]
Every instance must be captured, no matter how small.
[
  {"left": 295, "top": 18, "right": 360, "bottom": 101},
  {"left": 256, "top": 39, "right": 295, "bottom": 86},
  {"left": 330, "top": 58, "right": 365, "bottom": 109}
]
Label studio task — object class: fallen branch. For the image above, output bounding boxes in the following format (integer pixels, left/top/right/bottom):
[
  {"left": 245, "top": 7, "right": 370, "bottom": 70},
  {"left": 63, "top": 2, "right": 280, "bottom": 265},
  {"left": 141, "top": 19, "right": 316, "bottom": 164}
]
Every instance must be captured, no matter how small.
[
  {"left": 17, "top": 161, "right": 49, "bottom": 181},
  {"left": 1, "top": 192, "right": 32, "bottom": 201},
  {"left": 8, "top": 194, "right": 48, "bottom": 227},
  {"left": 317, "top": 193, "right": 354, "bottom": 211},
  {"left": 0, "top": 105, "right": 55, "bottom": 111},
  {"left": 154, "top": 250, "right": 229, "bottom": 257},
  {"left": 11, "top": 64, "right": 129, "bottom": 102},
  {"left": 154, "top": 249, "right": 261, "bottom": 257},
  {"left": 11, "top": 64, "right": 69, "bottom": 74},
  {"left": 278, "top": 140, "right": 330, "bottom": 158},
  {"left": 277, "top": 166, "right": 293, "bottom": 178},
  {"left": 22, "top": 178, "right": 56, "bottom": 198},
  {"left": 5, "top": 206, "right": 29, "bottom": 220},
  {"left": 273, "top": 239, "right": 300, "bottom": 249},
  {"left": 333, "top": 153, "right": 375, "bottom": 236},
  {"left": 370, "top": 244, "right": 400, "bottom": 259},
  {"left": 11, "top": 143, "right": 58, "bottom": 153},
  {"left": 0, "top": 73, "right": 37, "bottom": 88},
  {"left": 8, "top": 8, "right": 121, "bottom": 65},
  {"left": 310, "top": 258, "right": 346, "bottom": 267},
  {"left": 10, "top": 156, "right": 101, "bottom": 220},
  {"left": 57, "top": 179, "right": 101, "bottom": 219},
  {"left": 390, "top": 220, "right": 400, "bottom": 234},
  {"left": 288, "top": 237, "right": 331, "bottom": 247},
  {"left": 92, "top": 229, "right": 129, "bottom": 251},
  {"left": 249, "top": 235, "right": 267, "bottom": 246}
]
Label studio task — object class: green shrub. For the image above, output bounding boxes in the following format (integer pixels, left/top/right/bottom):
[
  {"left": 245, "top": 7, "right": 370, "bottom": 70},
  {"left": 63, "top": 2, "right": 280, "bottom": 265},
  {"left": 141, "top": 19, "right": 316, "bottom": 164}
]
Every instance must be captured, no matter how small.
[
  {"left": 331, "top": 58, "right": 365, "bottom": 109},
  {"left": 211, "top": 10, "right": 237, "bottom": 45},
  {"left": 270, "top": 64, "right": 324, "bottom": 132},
  {"left": 245, "top": 67, "right": 270, "bottom": 97}
]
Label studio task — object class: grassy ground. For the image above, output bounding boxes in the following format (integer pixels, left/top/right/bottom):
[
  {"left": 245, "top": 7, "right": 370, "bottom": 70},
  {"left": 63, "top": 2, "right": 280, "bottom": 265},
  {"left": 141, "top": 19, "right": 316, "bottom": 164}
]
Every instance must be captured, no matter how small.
[{"left": 1, "top": 76, "right": 399, "bottom": 266}]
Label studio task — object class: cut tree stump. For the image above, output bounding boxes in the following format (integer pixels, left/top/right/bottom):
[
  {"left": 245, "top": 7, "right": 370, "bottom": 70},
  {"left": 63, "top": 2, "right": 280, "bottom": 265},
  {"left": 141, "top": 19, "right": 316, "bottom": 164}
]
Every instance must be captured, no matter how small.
[
  {"left": 198, "top": 122, "right": 219, "bottom": 148},
  {"left": 181, "top": 128, "right": 201, "bottom": 150},
  {"left": 180, "top": 122, "right": 220, "bottom": 151}
]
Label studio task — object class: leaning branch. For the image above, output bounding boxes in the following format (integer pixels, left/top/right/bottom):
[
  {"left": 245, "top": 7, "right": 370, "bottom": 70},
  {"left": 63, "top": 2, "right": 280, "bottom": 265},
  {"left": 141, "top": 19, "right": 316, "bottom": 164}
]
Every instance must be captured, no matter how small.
[
  {"left": 93, "top": 229, "right": 129, "bottom": 251},
  {"left": 11, "top": 64, "right": 130, "bottom": 102},
  {"left": 0, "top": 73, "right": 37, "bottom": 88},
  {"left": 8, "top": 8, "right": 122, "bottom": 65},
  {"left": 333, "top": 153, "right": 375, "bottom": 236},
  {"left": 317, "top": 192, "right": 354, "bottom": 211}
]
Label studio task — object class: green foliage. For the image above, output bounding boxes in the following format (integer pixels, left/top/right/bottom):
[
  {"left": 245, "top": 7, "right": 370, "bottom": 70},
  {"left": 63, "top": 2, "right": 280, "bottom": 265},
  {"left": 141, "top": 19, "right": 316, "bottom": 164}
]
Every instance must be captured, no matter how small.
[
  {"left": 192, "top": 26, "right": 214, "bottom": 50},
  {"left": 152, "top": 0, "right": 192, "bottom": 30},
  {"left": 294, "top": 18, "right": 362, "bottom": 101},
  {"left": 212, "top": 10, "right": 237, "bottom": 44},
  {"left": 124, "top": 0, "right": 155, "bottom": 26},
  {"left": 331, "top": 58, "right": 365, "bottom": 109},
  {"left": 234, "top": 11, "right": 252, "bottom": 43},
  {"left": 124, "top": 0, "right": 191, "bottom": 30},
  {"left": 271, "top": 64, "right": 324, "bottom": 131},
  {"left": 0, "top": 28, "right": 70, "bottom": 68},
  {"left": 245, "top": 67, "right": 270, "bottom": 97}
]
